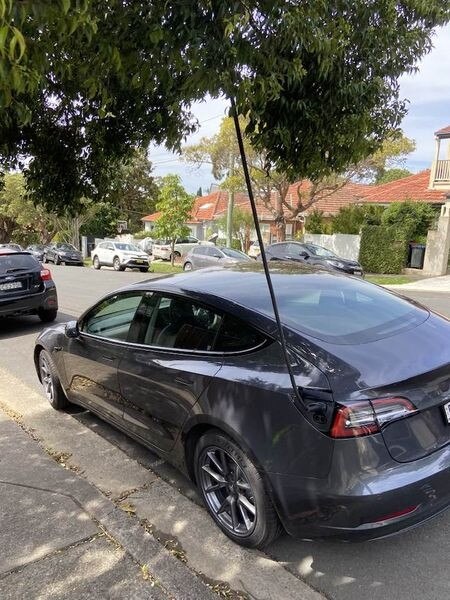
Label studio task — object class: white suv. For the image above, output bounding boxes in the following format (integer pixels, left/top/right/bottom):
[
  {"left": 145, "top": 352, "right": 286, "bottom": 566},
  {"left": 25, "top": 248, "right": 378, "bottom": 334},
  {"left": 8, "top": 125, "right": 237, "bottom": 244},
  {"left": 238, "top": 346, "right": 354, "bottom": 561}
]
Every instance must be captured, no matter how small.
[
  {"left": 91, "top": 241, "right": 150, "bottom": 272},
  {"left": 152, "top": 236, "right": 202, "bottom": 261}
]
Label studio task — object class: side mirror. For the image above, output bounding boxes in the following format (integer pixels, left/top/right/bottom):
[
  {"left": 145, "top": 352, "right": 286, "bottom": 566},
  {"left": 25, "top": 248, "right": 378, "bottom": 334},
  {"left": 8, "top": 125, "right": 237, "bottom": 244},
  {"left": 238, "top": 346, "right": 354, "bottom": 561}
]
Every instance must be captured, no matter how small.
[
  {"left": 65, "top": 320, "right": 79, "bottom": 338},
  {"left": 298, "top": 251, "right": 309, "bottom": 259},
  {"left": 211, "top": 253, "right": 222, "bottom": 259}
]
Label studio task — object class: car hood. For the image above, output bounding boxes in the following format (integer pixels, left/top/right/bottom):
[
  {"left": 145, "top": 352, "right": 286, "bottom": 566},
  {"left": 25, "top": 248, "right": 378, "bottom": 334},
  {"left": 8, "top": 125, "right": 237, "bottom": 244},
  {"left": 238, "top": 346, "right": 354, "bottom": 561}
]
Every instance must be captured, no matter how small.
[{"left": 288, "top": 312, "right": 450, "bottom": 393}]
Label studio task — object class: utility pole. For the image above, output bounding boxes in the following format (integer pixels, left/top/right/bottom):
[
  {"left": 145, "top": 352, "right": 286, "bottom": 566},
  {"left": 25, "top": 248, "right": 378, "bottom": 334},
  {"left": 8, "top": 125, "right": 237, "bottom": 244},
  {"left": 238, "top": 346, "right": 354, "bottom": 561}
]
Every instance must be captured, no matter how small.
[{"left": 226, "top": 152, "right": 234, "bottom": 247}]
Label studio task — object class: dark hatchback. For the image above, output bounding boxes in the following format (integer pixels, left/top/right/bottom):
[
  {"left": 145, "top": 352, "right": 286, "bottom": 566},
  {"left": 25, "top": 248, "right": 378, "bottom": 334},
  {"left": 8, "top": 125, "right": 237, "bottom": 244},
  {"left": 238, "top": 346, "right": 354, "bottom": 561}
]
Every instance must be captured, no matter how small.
[
  {"left": 0, "top": 251, "right": 58, "bottom": 322},
  {"left": 44, "top": 243, "right": 83, "bottom": 266},
  {"left": 34, "top": 264, "right": 450, "bottom": 548},
  {"left": 266, "top": 241, "right": 364, "bottom": 276}
]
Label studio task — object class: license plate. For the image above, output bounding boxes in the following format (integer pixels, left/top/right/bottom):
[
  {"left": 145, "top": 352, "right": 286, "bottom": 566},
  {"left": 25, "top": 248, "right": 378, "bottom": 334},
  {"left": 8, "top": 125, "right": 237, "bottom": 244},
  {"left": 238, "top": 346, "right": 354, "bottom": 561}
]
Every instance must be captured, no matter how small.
[
  {"left": 0, "top": 281, "right": 22, "bottom": 291},
  {"left": 353, "top": 270, "right": 363, "bottom": 275},
  {"left": 136, "top": 260, "right": 144, "bottom": 264},
  {"left": 444, "top": 401, "right": 450, "bottom": 424}
]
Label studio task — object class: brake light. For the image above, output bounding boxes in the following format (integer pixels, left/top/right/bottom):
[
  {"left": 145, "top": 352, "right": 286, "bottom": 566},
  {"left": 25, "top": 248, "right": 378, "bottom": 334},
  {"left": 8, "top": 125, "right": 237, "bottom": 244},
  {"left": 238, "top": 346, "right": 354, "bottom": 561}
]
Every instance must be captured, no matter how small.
[
  {"left": 366, "top": 505, "right": 418, "bottom": 524},
  {"left": 330, "top": 397, "right": 416, "bottom": 438},
  {"left": 40, "top": 268, "right": 52, "bottom": 281}
]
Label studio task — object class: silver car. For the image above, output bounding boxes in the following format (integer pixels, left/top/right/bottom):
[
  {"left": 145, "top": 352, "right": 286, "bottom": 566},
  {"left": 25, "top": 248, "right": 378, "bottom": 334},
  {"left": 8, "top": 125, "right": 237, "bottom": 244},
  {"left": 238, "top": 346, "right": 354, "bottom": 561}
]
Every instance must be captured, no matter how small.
[{"left": 183, "top": 246, "right": 253, "bottom": 271}]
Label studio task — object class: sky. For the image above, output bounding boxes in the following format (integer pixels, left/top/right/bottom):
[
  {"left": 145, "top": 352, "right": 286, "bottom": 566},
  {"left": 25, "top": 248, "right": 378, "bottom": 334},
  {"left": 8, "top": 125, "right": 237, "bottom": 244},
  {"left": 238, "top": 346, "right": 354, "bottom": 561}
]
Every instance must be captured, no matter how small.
[{"left": 150, "top": 24, "right": 450, "bottom": 194}]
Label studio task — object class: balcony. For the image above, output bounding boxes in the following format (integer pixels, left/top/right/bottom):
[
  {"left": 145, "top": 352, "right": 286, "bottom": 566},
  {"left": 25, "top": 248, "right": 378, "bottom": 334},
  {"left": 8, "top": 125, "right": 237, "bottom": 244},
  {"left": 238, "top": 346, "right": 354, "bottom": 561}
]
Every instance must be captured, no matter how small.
[{"left": 429, "top": 160, "right": 450, "bottom": 190}]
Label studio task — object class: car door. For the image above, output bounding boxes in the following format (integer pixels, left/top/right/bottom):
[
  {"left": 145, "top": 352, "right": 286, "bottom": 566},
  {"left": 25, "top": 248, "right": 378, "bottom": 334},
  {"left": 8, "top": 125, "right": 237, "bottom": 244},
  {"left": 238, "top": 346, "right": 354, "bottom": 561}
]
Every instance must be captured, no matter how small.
[
  {"left": 118, "top": 292, "right": 224, "bottom": 452},
  {"left": 62, "top": 291, "right": 144, "bottom": 421}
]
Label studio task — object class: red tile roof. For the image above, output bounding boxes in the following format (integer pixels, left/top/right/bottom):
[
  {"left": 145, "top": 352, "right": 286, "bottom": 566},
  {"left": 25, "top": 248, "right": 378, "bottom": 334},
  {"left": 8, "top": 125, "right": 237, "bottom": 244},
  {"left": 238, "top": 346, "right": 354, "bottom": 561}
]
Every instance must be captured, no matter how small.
[
  {"left": 284, "top": 180, "right": 373, "bottom": 216},
  {"left": 435, "top": 125, "right": 450, "bottom": 138},
  {"left": 359, "top": 170, "right": 446, "bottom": 204},
  {"left": 142, "top": 211, "right": 161, "bottom": 222}
]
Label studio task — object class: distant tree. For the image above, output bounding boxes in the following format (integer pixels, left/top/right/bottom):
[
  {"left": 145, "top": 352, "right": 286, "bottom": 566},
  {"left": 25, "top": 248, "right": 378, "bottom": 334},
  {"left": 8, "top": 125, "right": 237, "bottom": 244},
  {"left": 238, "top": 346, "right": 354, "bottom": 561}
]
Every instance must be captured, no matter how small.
[
  {"left": 196, "top": 187, "right": 203, "bottom": 197},
  {"left": 375, "top": 168, "right": 413, "bottom": 185},
  {"left": 381, "top": 201, "right": 437, "bottom": 241},
  {"left": 216, "top": 206, "right": 254, "bottom": 252},
  {"left": 153, "top": 175, "right": 194, "bottom": 265},
  {"left": 80, "top": 202, "right": 121, "bottom": 238}
]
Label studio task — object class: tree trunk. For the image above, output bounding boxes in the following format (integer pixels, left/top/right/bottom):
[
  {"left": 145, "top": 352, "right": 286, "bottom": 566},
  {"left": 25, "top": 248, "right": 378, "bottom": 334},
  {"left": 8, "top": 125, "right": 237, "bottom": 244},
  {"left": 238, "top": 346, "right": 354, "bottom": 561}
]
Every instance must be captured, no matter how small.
[
  {"left": 275, "top": 193, "right": 286, "bottom": 241},
  {"left": 171, "top": 239, "right": 175, "bottom": 266}
]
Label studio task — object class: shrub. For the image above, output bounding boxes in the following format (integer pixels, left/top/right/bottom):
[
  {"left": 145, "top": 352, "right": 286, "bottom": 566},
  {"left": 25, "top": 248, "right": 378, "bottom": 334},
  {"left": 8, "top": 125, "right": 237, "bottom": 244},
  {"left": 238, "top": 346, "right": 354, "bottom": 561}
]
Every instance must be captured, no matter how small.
[
  {"left": 381, "top": 201, "right": 437, "bottom": 241},
  {"left": 359, "top": 225, "right": 412, "bottom": 274},
  {"left": 331, "top": 204, "right": 385, "bottom": 234},
  {"left": 306, "top": 209, "right": 328, "bottom": 234}
]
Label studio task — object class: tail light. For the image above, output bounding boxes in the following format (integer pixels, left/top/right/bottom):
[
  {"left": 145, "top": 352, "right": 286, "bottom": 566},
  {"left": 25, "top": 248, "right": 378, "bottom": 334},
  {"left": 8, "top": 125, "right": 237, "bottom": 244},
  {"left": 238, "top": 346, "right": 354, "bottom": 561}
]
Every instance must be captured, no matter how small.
[
  {"left": 330, "top": 397, "right": 416, "bottom": 439},
  {"left": 40, "top": 268, "right": 52, "bottom": 281}
]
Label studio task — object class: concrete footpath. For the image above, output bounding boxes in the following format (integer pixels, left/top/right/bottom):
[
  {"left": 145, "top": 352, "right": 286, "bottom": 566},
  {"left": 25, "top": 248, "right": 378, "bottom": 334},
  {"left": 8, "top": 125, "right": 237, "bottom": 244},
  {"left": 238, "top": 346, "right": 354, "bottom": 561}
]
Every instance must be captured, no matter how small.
[
  {"left": 0, "top": 410, "right": 218, "bottom": 600},
  {"left": 387, "top": 273, "right": 450, "bottom": 293}
]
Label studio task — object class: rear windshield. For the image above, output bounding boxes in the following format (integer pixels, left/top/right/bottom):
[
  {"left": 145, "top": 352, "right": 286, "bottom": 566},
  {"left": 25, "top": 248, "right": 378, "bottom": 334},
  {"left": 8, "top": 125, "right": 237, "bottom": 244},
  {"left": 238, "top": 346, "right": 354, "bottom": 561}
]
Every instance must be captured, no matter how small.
[
  {"left": 255, "top": 275, "right": 429, "bottom": 344},
  {"left": 0, "top": 254, "right": 39, "bottom": 274}
]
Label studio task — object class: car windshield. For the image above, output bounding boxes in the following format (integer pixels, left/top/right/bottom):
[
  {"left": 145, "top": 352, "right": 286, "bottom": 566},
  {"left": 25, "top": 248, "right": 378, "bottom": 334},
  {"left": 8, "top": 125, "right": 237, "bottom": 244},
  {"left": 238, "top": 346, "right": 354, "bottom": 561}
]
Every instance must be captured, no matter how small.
[
  {"left": 0, "top": 254, "right": 38, "bottom": 274},
  {"left": 30, "top": 245, "right": 46, "bottom": 251},
  {"left": 244, "top": 274, "right": 428, "bottom": 344},
  {"left": 221, "top": 248, "right": 250, "bottom": 260},
  {"left": 57, "top": 243, "right": 77, "bottom": 251},
  {"left": 305, "top": 244, "right": 337, "bottom": 258},
  {"left": 114, "top": 243, "right": 141, "bottom": 251}
]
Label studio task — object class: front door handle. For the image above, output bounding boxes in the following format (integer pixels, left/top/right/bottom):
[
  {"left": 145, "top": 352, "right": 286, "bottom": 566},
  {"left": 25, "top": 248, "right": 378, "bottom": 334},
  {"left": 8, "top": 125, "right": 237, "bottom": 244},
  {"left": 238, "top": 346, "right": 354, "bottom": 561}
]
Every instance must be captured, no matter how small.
[
  {"left": 175, "top": 376, "right": 194, "bottom": 386},
  {"left": 102, "top": 355, "right": 115, "bottom": 362}
]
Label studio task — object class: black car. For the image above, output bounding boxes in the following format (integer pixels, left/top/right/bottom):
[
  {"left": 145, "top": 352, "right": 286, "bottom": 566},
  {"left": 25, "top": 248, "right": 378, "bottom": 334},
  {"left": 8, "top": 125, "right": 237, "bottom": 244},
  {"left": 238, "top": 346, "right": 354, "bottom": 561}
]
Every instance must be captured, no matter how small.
[
  {"left": 34, "top": 264, "right": 450, "bottom": 548},
  {"left": 266, "top": 241, "right": 364, "bottom": 276},
  {"left": 0, "top": 250, "right": 58, "bottom": 322},
  {"left": 26, "top": 244, "right": 49, "bottom": 262},
  {"left": 44, "top": 243, "right": 83, "bottom": 266},
  {"left": 0, "top": 243, "right": 23, "bottom": 252}
]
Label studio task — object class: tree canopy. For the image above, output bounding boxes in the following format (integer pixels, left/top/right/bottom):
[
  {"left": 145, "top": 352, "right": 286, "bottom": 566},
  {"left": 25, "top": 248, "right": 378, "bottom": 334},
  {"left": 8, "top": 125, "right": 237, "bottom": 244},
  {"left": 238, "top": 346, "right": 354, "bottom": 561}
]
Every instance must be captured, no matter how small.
[{"left": 0, "top": 1, "right": 448, "bottom": 212}]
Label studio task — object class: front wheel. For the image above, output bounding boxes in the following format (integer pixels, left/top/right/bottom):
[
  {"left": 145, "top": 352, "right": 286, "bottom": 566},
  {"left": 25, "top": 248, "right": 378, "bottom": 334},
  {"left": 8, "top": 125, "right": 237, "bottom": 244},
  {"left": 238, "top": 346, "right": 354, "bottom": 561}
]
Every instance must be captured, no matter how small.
[
  {"left": 194, "top": 430, "right": 281, "bottom": 549},
  {"left": 113, "top": 256, "right": 124, "bottom": 271},
  {"left": 38, "top": 349, "right": 69, "bottom": 410},
  {"left": 139, "top": 267, "right": 149, "bottom": 273}
]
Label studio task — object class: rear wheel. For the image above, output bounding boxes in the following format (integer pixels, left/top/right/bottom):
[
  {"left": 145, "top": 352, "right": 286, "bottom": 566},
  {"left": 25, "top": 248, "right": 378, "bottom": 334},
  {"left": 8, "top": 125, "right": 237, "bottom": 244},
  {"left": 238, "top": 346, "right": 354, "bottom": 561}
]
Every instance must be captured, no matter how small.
[
  {"left": 183, "top": 261, "right": 193, "bottom": 272},
  {"left": 38, "top": 350, "right": 69, "bottom": 410},
  {"left": 194, "top": 430, "right": 281, "bottom": 549},
  {"left": 93, "top": 255, "right": 101, "bottom": 270},
  {"left": 38, "top": 308, "right": 57, "bottom": 323}
]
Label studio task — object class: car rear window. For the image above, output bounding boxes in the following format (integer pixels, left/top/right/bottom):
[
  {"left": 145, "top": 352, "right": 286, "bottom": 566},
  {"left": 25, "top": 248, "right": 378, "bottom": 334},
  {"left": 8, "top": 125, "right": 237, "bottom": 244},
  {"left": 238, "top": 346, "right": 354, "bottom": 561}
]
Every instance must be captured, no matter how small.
[
  {"left": 252, "top": 275, "right": 429, "bottom": 344},
  {"left": 0, "top": 254, "right": 39, "bottom": 274}
]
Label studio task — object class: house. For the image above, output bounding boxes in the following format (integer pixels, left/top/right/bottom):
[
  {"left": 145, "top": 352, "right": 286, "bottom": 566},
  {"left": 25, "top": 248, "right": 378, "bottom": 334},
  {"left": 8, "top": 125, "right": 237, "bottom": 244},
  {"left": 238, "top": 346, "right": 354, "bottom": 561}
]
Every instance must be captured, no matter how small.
[{"left": 358, "top": 169, "right": 447, "bottom": 208}]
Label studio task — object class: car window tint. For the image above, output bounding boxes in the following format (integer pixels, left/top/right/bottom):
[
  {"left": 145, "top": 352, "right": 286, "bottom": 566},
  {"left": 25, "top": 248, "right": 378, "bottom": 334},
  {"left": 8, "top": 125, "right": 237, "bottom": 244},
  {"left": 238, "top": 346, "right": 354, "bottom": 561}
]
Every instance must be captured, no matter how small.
[
  {"left": 193, "top": 247, "right": 207, "bottom": 256},
  {"left": 81, "top": 292, "right": 143, "bottom": 341},
  {"left": 144, "top": 295, "right": 222, "bottom": 351},
  {"left": 187, "top": 237, "right": 198, "bottom": 243},
  {"left": 214, "top": 315, "right": 266, "bottom": 352},
  {"left": 0, "top": 254, "right": 39, "bottom": 274},
  {"left": 270, "top": 244, "right": 289, "bottom": 257}
]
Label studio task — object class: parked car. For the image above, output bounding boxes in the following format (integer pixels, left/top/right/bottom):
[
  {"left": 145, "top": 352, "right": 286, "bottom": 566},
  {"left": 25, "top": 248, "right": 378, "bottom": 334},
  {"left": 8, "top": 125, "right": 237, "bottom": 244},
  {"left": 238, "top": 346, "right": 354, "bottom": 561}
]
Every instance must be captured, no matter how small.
[
  {"left": 265, "top": 241, "right": 364, "bottom": 276},
  {"left": 152, "top": 236, "right": 202, "bottom": 261},
  {"left": 0, "top": 243, "right": 23, "bottom": 252},
  {"left": 34, "top": 263, "right": 450, "bottom": 549},
  {"left": 183, "top": 246, "right": 253, "bottom": 271},
  {"left": 247, "top": 241, "right": 260, "bottom": 259},
  {"left": 26, "top": 244, "right": 49, "bottom": 262},
  {"left": 91, "top": 241, "right": 150, "bottom": 272},
  {"left": 0, "top": 250, "right": 57, "bottom": 322},
  {"left": 44, "top": 243, "right": 83, "bottom": 266}
]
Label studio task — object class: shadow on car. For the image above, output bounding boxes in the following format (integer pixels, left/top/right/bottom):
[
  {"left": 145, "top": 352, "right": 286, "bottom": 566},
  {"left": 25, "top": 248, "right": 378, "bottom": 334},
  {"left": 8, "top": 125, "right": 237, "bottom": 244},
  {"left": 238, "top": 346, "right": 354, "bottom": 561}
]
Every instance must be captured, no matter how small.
[{"left": 0, "top": 311, "right": 76, "bottom": 341}]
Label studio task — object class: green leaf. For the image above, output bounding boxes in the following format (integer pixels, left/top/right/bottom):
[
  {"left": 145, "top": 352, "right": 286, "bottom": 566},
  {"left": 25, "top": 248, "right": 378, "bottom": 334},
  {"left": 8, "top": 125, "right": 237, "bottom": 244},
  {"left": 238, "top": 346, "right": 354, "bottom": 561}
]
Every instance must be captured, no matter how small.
[
  {"left": 61, "top": 0, "right": 70, "bottom": 15},
  {"left": 9, "top": 27, "right": 25, "bottom": 62}
]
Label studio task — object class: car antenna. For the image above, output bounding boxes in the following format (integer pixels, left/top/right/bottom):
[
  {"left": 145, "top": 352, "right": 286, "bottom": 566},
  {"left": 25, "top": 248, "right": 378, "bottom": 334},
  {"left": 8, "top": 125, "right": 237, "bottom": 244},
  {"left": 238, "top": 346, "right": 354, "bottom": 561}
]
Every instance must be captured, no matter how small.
[{"left": 229, "top": 96, "right": 302, "bottom": 403}]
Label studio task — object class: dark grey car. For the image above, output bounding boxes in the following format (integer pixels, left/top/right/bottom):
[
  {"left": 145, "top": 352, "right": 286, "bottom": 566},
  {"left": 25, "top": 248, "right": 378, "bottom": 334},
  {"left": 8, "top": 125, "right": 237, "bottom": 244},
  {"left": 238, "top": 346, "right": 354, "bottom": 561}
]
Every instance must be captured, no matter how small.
[
  {"left": 266, "top": 241, "right": 364, "bottom": 276},
  {"left": 44, "top": 243, "right": 83, "bottom": 266},
  {"left": 34, "top": 264, "right": 450, "bottom": 548},
  {"left": 183, "top": 246, "right": 252, "bottom": 271}
]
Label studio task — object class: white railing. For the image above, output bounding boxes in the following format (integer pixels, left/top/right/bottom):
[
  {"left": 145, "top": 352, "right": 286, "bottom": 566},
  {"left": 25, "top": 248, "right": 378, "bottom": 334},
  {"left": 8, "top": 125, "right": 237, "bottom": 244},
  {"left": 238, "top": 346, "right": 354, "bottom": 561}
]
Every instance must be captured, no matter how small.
[{"left": 434, "top": 160, "right": 450, "bottom": 182}]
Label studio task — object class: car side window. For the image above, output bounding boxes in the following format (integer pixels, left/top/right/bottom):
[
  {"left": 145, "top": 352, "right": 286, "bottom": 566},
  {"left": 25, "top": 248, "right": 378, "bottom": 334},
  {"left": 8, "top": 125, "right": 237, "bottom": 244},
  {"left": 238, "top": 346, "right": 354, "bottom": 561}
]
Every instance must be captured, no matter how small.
[
  {"left": 107, "top": 243, "right": 114, "bottom": 251},
  {"left": 81, "top": 292, "right": 144, "bottom": 341},
  {"left": 143, "top": 295, "right": 223, "bottom": 351},
  {"left": 270, "top": 243, "right": 289, "bottom": 257},
  {"left": 214, "top": 315, "right": 266, "bottom": 352},
  {"left": 187, "top": 237, "right": 198, "bottom": 243}
]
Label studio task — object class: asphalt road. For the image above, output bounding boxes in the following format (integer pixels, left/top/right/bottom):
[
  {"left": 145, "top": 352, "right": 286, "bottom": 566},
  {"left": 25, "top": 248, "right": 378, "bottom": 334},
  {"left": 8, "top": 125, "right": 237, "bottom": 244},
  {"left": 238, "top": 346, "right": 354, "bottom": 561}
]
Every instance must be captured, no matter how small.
[{"left": 1, "top": 264, "right": 450, "bottom": 600}]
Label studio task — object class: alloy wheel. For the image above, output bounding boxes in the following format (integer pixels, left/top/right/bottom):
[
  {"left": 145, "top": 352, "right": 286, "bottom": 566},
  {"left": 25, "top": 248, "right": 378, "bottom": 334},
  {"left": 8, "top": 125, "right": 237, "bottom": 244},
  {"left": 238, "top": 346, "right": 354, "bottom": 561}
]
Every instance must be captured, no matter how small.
[
  {"left": 39, "top": 354, "right": 54, "bottom": 404},
  {"left": 198, "top": 446, "right": 257, "bottom": 536}
]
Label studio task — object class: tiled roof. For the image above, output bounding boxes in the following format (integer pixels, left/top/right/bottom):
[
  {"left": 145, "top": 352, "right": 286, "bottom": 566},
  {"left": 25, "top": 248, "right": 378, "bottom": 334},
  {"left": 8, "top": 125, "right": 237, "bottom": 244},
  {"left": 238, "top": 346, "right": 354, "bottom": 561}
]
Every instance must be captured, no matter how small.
[
  {"left": 359, "top": 170, "right": 446, "bottom": 204},
  {"left": 284, "top": 180, "right": 373, "bottom": 216},
  {"left": 435, "top": 125, "right": 450, "bottom": 138},
  {"left": 141, "top": 211, "right": 161, "bottom": 222}
]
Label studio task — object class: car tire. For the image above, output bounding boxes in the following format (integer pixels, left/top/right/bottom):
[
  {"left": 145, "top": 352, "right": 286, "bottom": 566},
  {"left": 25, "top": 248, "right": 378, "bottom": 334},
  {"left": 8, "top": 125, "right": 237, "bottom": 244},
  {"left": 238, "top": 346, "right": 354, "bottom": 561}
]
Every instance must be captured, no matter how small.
[
  {"left": 171, "top": 251, "right": 181, "bottom": 262},
  {"left": 54, "top": 255, "right": 60, "bottom": 265},
  {"left": 183, "top": 261, "right": 193, "bottom": 271},
  {"left": 38, "top": 308, "right": 58, "bottom": 323},
  {"left": 139, "top": 267, "right": 149, "bottom": 273},
  {"left": 38, "top": 349, "right": 69, "bottom": 410},
  {"left": 194, "top": 429, "right": 282, "bottom": 549},
  {"left": 113, "top": 256, "right": 124, "bottom": 271},
  {"left": 93, "top": 256, "right": 101, "bottom": 270}
]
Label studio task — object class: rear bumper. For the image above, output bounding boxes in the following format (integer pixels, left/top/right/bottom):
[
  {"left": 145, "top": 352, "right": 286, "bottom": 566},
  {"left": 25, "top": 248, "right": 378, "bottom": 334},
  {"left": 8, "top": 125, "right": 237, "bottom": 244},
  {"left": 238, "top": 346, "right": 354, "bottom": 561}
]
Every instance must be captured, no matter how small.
[
  {"left": 269, "top": 440, "right": 450, "bottom": 541},
  {"left": 0, "top": 286, "right": 58, "bottom": 317}
]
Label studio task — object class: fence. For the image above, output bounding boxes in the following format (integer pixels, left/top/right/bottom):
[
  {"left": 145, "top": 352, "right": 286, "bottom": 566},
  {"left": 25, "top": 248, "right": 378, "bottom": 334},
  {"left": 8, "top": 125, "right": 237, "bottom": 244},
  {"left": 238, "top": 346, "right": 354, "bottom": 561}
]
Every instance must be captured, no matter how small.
[{"left": 303, "top": 233, "right": 361, "bottom": 261}]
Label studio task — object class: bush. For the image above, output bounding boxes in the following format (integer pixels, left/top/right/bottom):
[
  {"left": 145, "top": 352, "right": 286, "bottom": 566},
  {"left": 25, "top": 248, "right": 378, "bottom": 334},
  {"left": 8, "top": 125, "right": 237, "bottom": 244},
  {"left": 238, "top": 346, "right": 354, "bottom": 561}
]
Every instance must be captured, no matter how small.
[
  {"left": 331, "top": 204, "right": 385, "bottom": 234},
  {"left": 306, "top": 209, "right": 329, "bottom": 233},
  {"left": 359, "top": 225, "right": 412, "bottom": 274},
  {"left": 381, "top": 201, "right": 436, "bottom": 241},
  {"left": 133, "top": 230, "right": 153, "bottom": 239}
]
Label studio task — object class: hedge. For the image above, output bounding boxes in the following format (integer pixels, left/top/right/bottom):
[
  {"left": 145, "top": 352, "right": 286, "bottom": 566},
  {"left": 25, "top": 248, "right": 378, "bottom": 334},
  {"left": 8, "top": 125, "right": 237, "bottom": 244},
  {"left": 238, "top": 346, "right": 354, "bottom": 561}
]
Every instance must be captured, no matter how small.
[{"left": 359, "top": 225, "right": 412, "bottom": 274}]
